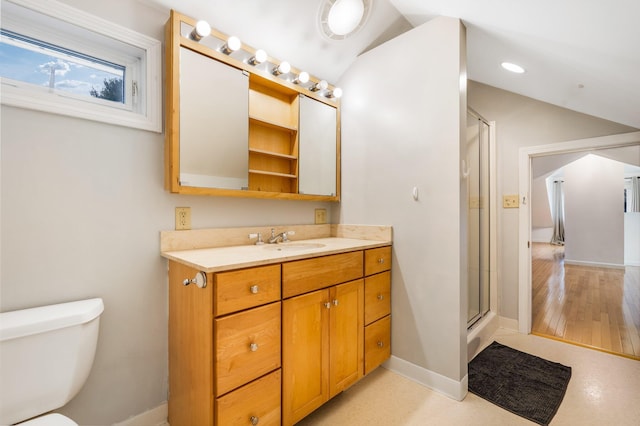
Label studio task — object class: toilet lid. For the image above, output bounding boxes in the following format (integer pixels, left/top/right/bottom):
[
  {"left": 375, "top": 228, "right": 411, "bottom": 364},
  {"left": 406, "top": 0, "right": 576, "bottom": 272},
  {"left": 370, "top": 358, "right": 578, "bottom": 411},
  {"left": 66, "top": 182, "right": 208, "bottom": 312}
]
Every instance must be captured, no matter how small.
[{"left": 19, "top": 413, "right": 78, "bottom": 426}]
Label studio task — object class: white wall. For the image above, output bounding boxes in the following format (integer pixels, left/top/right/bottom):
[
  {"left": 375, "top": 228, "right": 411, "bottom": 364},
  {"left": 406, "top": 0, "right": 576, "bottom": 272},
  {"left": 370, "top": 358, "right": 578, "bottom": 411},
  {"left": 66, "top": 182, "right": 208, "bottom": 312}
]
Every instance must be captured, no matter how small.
[
  {"left": 625, "top": 213, "right": 640, "bottom": 266},
  {"left": 468, "top": 81, "right": 637, "bottom": 320},
  {"left": 564, "top": 155, "right": 624, "bottom": 267},
  {"left": 339, "top": 17, "right": 468, "bottom": 396},
  {"left": 531, "top": 174, "right": 553, "bottom": 243},
  {"left": 0, "top": 1, "right": 333, "bottom": 424}
]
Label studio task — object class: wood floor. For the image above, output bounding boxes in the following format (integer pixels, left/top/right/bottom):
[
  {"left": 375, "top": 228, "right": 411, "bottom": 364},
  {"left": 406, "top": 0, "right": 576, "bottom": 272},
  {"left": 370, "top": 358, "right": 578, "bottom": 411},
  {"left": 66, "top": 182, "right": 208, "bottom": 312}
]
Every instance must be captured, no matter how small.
[{"left": 532, "top": 242, "right": 640, "bottom": 359}]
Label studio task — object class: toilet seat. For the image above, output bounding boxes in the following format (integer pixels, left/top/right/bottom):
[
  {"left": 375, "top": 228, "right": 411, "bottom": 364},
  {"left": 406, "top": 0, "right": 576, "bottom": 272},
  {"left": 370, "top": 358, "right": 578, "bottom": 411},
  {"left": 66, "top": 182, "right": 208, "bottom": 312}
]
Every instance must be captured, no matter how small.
[{"left": 19, "top": 413, "right": 78, "bottom": 426}]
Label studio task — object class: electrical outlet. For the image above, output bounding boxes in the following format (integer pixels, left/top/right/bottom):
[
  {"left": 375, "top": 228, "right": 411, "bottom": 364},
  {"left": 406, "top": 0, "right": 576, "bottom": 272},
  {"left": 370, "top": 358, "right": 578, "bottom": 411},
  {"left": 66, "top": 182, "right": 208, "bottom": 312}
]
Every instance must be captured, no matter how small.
[
  {"left": 503, "top": 195, "right": 520, "bottom": 209},
  {"left": 175, "top": 207, "right": 191, "bottom": 230},
  {"left": 315, "top": 208, "right": 327, "bottom": 224}
]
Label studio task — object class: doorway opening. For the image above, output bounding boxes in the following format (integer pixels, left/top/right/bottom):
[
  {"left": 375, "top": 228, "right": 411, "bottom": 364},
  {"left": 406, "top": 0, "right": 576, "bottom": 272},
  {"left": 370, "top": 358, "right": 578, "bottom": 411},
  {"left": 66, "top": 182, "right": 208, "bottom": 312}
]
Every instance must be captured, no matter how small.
[{"left": 517, "top": 131, "right": 640, "bottom": 357}]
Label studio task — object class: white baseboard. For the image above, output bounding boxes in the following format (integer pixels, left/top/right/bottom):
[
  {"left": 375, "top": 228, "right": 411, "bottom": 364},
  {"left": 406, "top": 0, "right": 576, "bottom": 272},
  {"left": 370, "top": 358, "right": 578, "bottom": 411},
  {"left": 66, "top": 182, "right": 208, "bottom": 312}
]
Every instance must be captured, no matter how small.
[
  {"left": 564, "top": 259, "right": 625, "bottom": 269},
  {"left": 384, "top": 356, "right": 467, "bottom": 401},
  {"left": 499, "top": 316, "right": 518, "bottom": 331},
  {"left": 112, "top": 403, "right": 168, "bottom": 426}
]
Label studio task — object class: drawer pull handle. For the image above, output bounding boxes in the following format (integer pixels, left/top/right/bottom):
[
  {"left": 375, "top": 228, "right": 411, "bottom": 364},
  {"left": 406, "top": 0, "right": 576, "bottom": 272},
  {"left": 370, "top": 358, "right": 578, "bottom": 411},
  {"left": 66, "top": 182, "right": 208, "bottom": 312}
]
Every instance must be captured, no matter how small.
[
  {"left": 249, "top": 343, "right": 259, "bottom": 352},
  {"left": 377, "top": 258, "right": 385, "bottom": 264},
  {"left": 250, "top": 415, "right": 259, "bottom": 425},
  {"left": 333, "top": 299, "right": 339, "bottom": 306},
  {"left": 377, "top": 294, "right": 384, "bottom": 300},
  {"left": 250, "top": 285, "right": 259, "bottom": 294},
  {"left": 377, "top": 341, "right": 384, "bottom": 348},
  {"left": 324, "top": 302, "right": 331, "bottom": 309}
]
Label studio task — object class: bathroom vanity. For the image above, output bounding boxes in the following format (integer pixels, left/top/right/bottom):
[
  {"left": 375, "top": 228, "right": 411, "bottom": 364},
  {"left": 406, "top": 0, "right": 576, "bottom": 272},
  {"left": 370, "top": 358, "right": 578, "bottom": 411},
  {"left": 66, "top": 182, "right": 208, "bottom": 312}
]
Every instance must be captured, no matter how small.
[{"left": 161, "top": 225, "right": 392, "bottom": 425}]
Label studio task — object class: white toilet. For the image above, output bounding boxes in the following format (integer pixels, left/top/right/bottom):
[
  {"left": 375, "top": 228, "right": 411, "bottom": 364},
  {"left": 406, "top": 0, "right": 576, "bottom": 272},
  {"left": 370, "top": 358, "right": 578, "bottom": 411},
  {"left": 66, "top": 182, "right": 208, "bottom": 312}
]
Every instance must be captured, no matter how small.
[{"left": 0, "top": 298, "right": 104, "bottom": 425}]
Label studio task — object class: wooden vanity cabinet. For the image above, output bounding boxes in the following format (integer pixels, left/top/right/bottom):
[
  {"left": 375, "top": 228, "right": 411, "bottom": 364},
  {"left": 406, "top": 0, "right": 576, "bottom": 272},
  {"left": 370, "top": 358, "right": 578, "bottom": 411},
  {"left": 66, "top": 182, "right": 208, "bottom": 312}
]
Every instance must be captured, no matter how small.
[
  {"left": 168, "top": 261, "right": 282, "bottom": 426},
  {"left": 363, "top": 247, "right": 392, "bottom": 374},
  {"left": 168, "top": 245, "right": 391, "bottom": 426},
  {"left": 282, "top": 279, "right": 364, "bottom": 426}
]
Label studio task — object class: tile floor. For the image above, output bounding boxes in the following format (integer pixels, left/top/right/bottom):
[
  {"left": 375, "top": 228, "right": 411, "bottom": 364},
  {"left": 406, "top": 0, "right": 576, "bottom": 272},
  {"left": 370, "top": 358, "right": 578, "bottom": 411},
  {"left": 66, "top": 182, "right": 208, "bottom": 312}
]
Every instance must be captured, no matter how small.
[{"left": 298, "top": 328, "right": 640, "bottom": 425}]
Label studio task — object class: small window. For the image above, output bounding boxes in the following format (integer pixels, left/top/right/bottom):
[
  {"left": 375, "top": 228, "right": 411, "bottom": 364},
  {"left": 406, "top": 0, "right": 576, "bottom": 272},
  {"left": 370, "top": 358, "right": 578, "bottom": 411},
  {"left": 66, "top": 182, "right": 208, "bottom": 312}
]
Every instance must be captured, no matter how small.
[{"left": 0, "top": 0, "right": 161, "bottom": 132}]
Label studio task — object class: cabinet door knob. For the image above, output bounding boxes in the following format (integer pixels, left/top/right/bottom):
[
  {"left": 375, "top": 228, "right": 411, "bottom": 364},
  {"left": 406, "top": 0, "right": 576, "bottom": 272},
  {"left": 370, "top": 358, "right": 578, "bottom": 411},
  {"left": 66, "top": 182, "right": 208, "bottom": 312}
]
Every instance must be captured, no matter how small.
[
  {"left": 250, "top": 415, "right": 259, "bottom": 425},
  {"left": 324, "top": 302, "right": 331, "bottom": 309},
  {"left": 250, "top": 285, "right": 259, "bottom": 294},
  {"left": 332, "top": 299, "right": 339, "bottom": 306},
  {"left": 378, "top": 258, "right": 385, "bottom": 264},
  {"left": 249, "top": 343, "right": 259, "bottom": 352},
  {"left": 377, "top": 341, "right": 384, "bottom": 348},
  {"left": 377, "top": 294, "right": 384, "bottom": 300}
]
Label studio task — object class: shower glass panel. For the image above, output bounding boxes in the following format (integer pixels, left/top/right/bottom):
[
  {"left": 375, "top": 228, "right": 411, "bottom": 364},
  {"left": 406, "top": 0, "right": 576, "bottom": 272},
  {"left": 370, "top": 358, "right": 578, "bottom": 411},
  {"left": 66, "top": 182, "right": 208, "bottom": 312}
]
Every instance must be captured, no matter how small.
[{"left": 467, "top": 110, "right": 490, "bottom": 327}]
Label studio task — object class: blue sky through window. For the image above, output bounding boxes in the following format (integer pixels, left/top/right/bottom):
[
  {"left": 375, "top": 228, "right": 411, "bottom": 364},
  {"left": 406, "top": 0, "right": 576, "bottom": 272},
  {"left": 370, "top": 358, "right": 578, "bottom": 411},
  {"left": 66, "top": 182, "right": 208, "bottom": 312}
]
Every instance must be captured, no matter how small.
[{"left": 0, "top": 29, "right": 125, "bottom": 102}]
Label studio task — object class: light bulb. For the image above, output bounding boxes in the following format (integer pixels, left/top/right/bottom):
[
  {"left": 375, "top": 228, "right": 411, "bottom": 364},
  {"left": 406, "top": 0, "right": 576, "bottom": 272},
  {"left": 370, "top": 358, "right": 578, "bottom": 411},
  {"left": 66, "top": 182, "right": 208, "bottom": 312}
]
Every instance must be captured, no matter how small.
[
  {"left": 251, "top": 49, "right": 268, "bottom": 64},
  {"left": 310, "top": 80, "right": 329, "bottom": 92},
  {"left": 273, "top": 61, "right": 291, "bottom": 76},
  {"left": 190, "top": 20, "right": 211, "bottom": 42},
  {"left": 221, "top": 36, "right": 241, "bottom": 54},
  {"left": 331, "top": 87, "right": 343, "bottom": 98},
  {"left": 295, "top": 72, "right": 310, "bottom": 84}
]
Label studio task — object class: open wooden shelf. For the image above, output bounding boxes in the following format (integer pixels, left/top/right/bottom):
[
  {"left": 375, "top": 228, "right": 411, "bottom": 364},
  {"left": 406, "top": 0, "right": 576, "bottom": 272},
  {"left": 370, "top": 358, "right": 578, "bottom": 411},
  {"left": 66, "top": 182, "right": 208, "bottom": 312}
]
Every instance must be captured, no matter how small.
[{"left": 249, "top": 148, "right": 298, "bottom": 160}]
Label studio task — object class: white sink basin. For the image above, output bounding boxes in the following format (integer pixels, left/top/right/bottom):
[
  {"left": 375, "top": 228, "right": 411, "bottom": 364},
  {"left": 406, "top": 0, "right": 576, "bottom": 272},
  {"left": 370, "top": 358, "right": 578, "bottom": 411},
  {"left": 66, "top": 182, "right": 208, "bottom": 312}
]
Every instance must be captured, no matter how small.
[{"left": 263, "top": 242, "right": 326, "bottom": 252}]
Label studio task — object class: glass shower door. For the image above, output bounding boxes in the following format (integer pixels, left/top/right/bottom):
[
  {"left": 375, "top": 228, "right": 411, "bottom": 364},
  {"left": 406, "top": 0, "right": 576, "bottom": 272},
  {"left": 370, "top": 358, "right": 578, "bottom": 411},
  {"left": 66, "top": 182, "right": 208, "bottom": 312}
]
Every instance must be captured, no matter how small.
[{"left": 467, "top": 111, "right": 490, "bottom": 327}]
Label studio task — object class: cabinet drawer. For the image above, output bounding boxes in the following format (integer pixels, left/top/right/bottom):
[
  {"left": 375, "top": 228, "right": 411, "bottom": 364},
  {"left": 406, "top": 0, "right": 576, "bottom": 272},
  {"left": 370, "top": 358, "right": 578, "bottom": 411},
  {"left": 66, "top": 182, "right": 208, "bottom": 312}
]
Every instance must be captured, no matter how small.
[
  {"left": 364, "top": 271, "right": 391, "bottom": 325},
  {"left": 214, "top": 264, "right": 281, "bottom": 316},
  {"left": 283, "top": 251, "right": 363, "bottom": 298},
  {"left": 215, "top": 302, "right": 281, "bottom": 396},
  {"left": 364, "top": 315, "right": 391, "bottom": 375},
  {"left": 215, "top": 369, "right": 281, "bottom": 426},
  {"left": 365, "top": 246, "right": 391, "bottom": 276}
]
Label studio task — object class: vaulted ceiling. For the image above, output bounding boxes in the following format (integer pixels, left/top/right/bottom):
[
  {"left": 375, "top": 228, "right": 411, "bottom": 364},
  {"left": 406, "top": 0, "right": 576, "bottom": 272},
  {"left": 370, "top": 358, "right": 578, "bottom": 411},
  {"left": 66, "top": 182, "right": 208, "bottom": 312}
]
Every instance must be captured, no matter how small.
[{"left": 145, "top": 0, "right": 640, "bottom": 129}]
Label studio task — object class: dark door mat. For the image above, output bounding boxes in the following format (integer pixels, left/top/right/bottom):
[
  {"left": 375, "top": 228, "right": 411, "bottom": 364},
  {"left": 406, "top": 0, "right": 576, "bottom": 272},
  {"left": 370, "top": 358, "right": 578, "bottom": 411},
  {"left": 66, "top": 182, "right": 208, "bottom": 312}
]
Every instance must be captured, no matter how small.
[{"left": 468, "top": 341, "right": 572, "bottom": 425}]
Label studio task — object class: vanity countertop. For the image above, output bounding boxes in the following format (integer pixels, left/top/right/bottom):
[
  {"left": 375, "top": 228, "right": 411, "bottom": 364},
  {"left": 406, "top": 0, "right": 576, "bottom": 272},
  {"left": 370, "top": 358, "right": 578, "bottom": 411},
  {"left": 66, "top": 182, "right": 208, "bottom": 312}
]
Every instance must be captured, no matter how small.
[{"left": 161, "top": 237, "right": 390, "bottom": 273}]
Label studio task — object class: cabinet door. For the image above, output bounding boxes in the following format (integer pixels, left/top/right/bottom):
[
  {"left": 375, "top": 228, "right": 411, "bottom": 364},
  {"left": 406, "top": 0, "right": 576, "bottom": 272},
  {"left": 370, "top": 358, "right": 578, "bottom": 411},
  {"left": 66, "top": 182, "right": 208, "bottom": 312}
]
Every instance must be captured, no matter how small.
[
  {"left": 329, "top": 279, "right": 364, "bottom": 397},
  {"left": 282, "top": 289, "right": 329, "bottom": 426},
  {"left": 179, "top": 47, "right": 249, "bottom": 190},
  {"left": 298, "top": 95, "right": 337, "bottom": 196}
]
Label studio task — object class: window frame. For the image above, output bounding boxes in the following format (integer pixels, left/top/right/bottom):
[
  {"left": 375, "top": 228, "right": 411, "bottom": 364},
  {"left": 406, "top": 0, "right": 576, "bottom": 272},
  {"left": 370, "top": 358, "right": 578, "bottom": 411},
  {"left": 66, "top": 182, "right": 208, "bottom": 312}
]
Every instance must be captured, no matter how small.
[{"left": 0, "top": 0, "right": 162, "bottom": 133}]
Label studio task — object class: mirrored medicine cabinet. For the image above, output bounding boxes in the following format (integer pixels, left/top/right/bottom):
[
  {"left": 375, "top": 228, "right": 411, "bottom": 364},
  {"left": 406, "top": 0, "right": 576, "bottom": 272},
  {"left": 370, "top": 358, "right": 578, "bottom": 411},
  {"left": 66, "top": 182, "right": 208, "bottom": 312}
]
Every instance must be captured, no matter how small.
[{"left": 165, "top": 10, "right": 341, "bottom": 201}]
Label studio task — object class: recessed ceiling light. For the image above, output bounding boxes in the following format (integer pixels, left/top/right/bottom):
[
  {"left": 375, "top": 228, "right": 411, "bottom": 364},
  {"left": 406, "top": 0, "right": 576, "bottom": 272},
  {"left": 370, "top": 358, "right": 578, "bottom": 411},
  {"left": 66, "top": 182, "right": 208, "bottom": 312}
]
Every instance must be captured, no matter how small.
[{"left": 501, "top": 62, "right": 525, "bottom": 73}]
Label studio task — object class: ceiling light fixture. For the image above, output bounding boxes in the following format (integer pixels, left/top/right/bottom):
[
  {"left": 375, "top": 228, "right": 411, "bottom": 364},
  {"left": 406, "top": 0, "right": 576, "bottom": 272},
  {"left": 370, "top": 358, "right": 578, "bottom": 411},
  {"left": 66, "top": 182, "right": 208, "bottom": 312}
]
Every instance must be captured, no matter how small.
[
  {"left": 248, "top": 49, "right": 268, "bottom": 65},
  {"left": 319, "top": 0, "right": 372, "bottom": 40},
  {"left": 220, "top": 36, "right": 241, "bottom": 54},
  {"left": 501, "top": 62, "right": 525, "bottom": 73},
  {"left": 189, "top": 20, "right": 210, "bottom": 42},
  {"left": 328, "top": 0, "right": 364, "bottom": 35}
]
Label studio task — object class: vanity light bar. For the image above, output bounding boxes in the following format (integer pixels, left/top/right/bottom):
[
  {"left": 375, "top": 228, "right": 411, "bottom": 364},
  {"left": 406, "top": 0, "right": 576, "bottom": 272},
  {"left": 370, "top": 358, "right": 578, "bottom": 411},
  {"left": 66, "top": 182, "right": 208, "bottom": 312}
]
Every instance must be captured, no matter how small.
[{"left": 189, "top": 19, "right": 342, "bottom": 101}]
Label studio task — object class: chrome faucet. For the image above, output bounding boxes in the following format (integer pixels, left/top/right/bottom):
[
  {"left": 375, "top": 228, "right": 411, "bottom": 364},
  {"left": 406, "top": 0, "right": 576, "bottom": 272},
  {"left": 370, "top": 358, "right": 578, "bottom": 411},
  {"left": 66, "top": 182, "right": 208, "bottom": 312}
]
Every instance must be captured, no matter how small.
[{"left": 268, "top": 228, "right": 294, "bottom": 244}]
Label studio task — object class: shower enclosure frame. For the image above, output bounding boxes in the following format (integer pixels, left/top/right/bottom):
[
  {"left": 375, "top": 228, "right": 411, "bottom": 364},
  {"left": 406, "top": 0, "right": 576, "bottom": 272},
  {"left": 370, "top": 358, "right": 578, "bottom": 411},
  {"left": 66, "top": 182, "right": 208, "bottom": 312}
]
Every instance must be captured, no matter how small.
[{"left": 467, "top": 108, "right": 497, "bottom": 329}]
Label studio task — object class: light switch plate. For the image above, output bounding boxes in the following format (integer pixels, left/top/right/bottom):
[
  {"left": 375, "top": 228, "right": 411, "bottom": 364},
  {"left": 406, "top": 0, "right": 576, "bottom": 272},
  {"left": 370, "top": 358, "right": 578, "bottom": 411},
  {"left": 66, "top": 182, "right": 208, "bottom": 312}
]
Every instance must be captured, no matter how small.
[
  {"left": 315, "top": 208, "right": 327, "bottom": 224},
  {"left": 503, "top": 195, "right": 519, "bottom": 209}
]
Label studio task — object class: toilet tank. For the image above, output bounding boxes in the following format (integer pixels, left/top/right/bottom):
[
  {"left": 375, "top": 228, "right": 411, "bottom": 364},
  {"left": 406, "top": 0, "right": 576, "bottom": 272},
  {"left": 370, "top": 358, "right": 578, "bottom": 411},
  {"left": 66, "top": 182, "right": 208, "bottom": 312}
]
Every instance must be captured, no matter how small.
[{"left": 0, "top": 298, "right": 104, "bottom": 425}]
